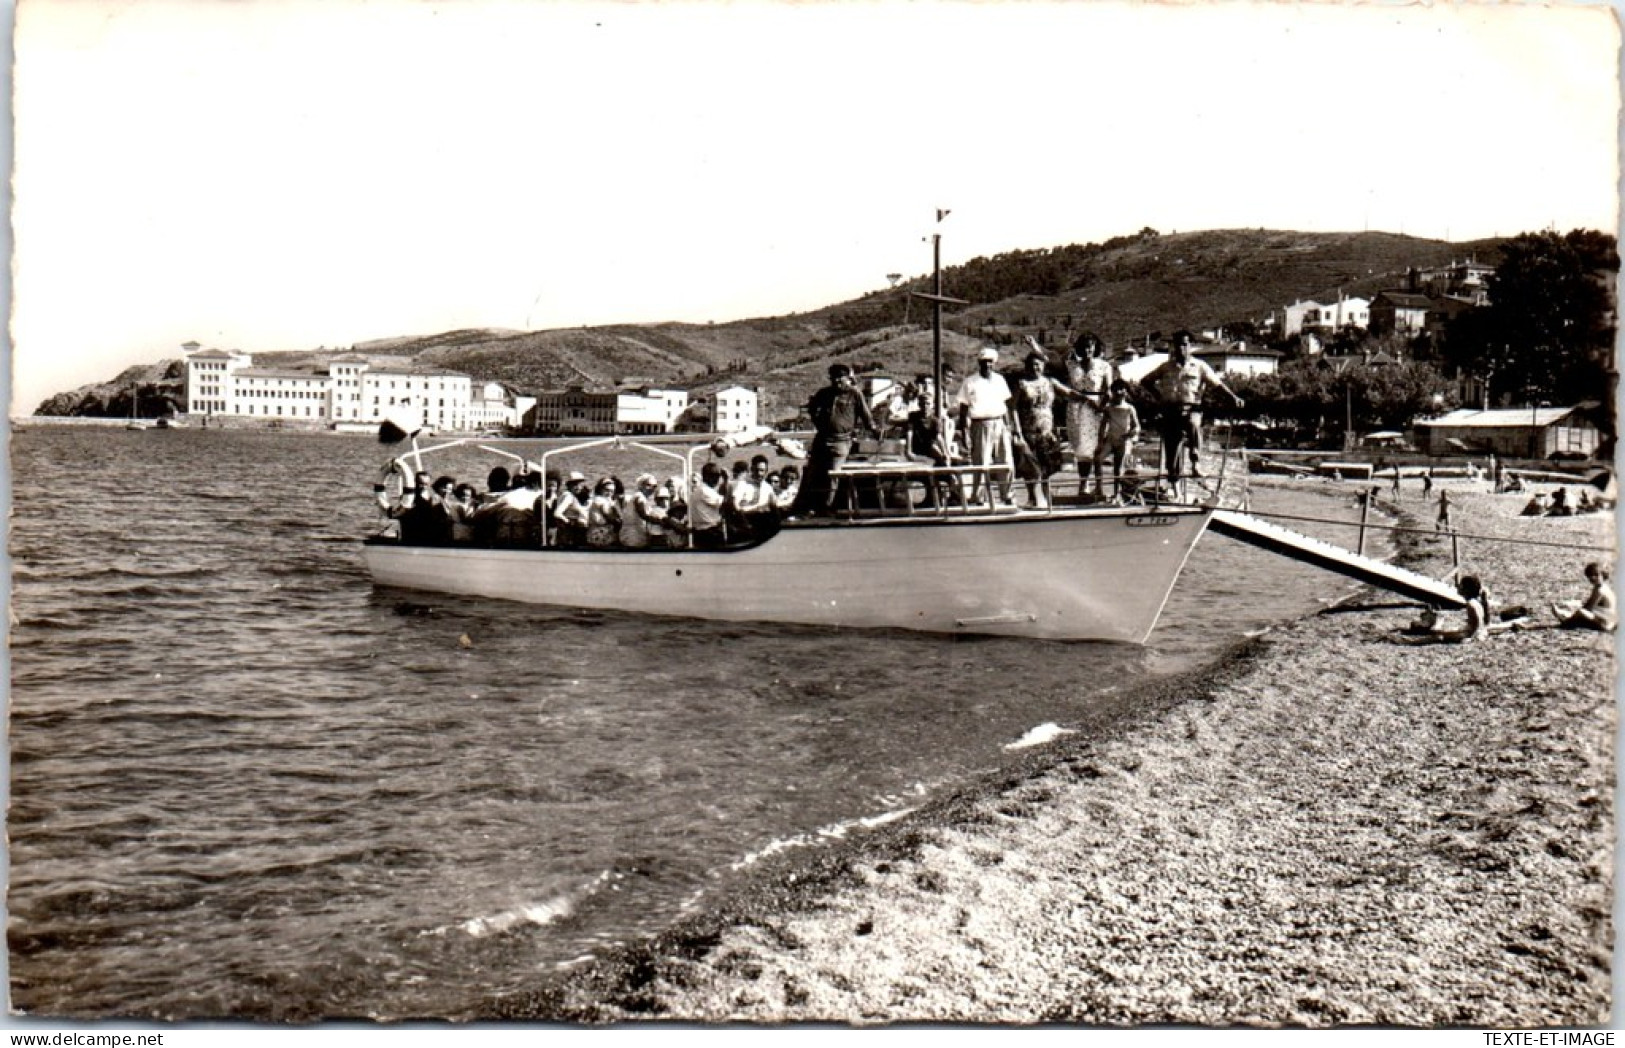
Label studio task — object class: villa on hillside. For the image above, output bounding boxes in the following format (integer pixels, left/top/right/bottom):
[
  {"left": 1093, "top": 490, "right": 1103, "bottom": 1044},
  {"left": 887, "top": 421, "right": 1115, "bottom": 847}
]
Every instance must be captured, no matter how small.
[
  {"left": 1414, "top": 259, "right": 1495, "bottom": 305},
  {"left": 183, "top": 345, "right": 529, "bottom": 431},
  {"left": 1278, "top": 296, "right": 1371, "bottom": 337},
  {"left": 1192, "top": 341, "right": 1283, "bottom": 378},
  {"left": 1367, "top": 291, "right": 1436, "bottom": 337}
]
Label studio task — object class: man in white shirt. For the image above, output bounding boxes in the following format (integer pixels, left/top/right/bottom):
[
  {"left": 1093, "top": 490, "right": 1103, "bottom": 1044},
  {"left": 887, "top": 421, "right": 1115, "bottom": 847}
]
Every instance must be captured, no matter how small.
[
  {"left": 689, "top": 463, "right": 729, "bottom": 548},
  {"left": 731, "top": 454, "right": 779, "bottom": 540},
  {"left": 955, "top": 346, "right": 1016, "bottom": 505}
]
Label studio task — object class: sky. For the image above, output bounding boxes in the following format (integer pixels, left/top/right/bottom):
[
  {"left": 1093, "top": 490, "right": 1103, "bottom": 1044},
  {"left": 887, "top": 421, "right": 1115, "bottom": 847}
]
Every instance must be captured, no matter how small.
[{"left": 8, "top": 0, "right": 1622, "bottom": 415}]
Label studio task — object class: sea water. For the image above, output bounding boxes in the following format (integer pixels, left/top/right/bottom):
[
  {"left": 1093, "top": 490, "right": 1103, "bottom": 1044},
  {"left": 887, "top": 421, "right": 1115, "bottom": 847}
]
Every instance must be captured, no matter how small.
[{"left": 8, "top": 427, "right": 1388, "bottom": 1019}]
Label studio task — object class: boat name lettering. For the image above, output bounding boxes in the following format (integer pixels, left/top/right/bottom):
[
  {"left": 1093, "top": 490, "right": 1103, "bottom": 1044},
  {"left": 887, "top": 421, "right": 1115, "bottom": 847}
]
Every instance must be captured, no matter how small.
[{"left": 1125, "top": 515, "right": 1178, "bottom": 528}]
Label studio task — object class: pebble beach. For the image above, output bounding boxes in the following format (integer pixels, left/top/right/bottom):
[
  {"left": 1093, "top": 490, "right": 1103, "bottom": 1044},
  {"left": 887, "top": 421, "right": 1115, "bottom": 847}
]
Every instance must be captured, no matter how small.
[{"left": 495, "top": 479, "right": 1615, "bottom": 1027}]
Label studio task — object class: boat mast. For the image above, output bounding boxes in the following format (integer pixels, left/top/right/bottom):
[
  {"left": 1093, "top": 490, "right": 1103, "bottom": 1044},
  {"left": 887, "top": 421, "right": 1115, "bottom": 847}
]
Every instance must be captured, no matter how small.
[
  {"left": 910, "top": 209, "right": 966, "bottom": 428},
  {"left": 932, "top": 212, "right": 944, "bottom": 420}
]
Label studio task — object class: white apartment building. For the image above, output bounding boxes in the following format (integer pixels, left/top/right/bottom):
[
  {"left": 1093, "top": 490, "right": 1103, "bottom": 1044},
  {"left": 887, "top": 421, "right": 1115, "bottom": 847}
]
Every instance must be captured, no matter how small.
[
  {"left": 616, "top": 388, "right": 690, "bottom": 434},
  {"left": 709, "top": 385, "right": 759, "bottom": 434},
  {"left": 184, "top": 346, "right": 482, "bottom": 431}
]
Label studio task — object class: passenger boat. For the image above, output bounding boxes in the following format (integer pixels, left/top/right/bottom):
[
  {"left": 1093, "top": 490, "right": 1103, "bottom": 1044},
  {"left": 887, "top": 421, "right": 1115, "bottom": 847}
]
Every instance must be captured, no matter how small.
[
  {"left": 361, "top": 434, "right": 1215, "bottom": 644},
  {"left": 361, "top": 215, "right": 1218, "bottom": 642}
]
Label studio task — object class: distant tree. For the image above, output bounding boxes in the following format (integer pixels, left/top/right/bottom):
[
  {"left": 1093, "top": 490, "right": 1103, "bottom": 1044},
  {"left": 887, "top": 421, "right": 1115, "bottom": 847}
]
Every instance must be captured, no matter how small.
[
  {"left": 1232, "top": 358, "right": 1454, "bottom": 438},
  {"left": 1444, "top": 229, "right": 1618, "bottom": 409}
]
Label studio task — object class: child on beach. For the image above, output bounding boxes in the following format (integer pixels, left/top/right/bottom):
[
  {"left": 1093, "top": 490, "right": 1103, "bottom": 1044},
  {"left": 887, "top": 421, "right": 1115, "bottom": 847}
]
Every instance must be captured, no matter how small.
[
  {"left": 1552, "top": 562, "right": 1616, "bottom": 631},
  {"left": 1396, "top": 575, "right": 1499, "bottom": 644}
]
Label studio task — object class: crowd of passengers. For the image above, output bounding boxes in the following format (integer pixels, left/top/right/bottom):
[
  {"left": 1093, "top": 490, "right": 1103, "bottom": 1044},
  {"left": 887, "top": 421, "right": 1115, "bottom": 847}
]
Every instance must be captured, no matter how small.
[{"left": 375, "top": 457, "right": 801, "bottom": 550}]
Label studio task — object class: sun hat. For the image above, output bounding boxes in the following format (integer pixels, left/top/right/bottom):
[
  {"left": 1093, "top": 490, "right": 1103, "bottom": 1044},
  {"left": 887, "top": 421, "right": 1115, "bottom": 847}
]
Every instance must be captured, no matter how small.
[
  {"left": 567, "top": 470, "right": 586, "bottom": 482},
  {"left": 977, "top": 347, "right": 999, "bottom": 362}
]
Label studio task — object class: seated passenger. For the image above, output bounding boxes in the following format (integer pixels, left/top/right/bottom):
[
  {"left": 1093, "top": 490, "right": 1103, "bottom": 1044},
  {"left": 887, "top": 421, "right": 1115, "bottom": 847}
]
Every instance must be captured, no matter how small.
[
  {"left": 448, "top": 483, "right": 479, "bottom": 543},
  {"left": 775, "top": 465, "right": 801, "bottom": 513},
  {"left": 620, "top": 474, "right": 661, "bottom": 549},
  {"left": 689, "top": 463, "right": 728, "bottom": 548},
  {"left": 550, "top": 472, "right": 590, "bottom": 547},
  {"left": 587, "top": 478, "right": 623, "bottom": 547},
  {"left": 645, "top": 481, "right": 679, "bottom": 548},
  {"left": 479, "top": 470, "right": 544, "bottom": 547},
  {"left": 732, "top": 455, "right": 779, "bottom": 539},
  {"left": 380, "top": 466, "right": 455, "bottom": 545}
]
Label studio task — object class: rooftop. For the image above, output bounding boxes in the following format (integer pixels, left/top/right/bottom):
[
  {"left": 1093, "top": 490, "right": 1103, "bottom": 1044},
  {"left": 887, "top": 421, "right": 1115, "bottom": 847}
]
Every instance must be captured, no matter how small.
[{"left": 1420, "top": 407, "right": 1582, "bottom": 429}]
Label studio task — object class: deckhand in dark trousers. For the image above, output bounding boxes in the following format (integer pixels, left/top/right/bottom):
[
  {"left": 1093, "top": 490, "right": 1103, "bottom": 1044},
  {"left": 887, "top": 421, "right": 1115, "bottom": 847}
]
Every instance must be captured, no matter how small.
[
  {"left": 1158, "top": 405, "right": 1203, "bottom": 486},
  {"left": 790, "top": 435, "right": 854, "bottom": 515}
]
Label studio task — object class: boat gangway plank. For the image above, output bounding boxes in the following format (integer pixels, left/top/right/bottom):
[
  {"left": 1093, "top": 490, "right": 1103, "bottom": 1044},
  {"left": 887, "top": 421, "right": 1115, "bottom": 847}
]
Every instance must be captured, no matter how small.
[{"left": 1208, "top": 509, "right": 1467, "bottom": 609}]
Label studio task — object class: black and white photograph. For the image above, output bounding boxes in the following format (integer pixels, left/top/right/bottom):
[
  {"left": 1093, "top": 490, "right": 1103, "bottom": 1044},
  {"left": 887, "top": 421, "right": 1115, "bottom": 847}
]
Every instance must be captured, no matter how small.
[{"left": 7, "top": 0, "right": 1620, "bottom": 1031}]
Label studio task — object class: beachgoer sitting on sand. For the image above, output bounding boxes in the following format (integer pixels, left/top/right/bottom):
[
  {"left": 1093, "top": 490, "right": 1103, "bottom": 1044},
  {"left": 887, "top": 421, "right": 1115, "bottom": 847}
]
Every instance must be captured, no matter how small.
[
  {"left": 1547, "top": 488, "right": 1574, "bottom": 517},
  {"left": 1520, "top": 492, "right": 1550, "bottom": 516},
  {"left": 1396, "top": 575, "right": 1501, "bottom": 644},
  {"left": 1552, "top": 561, "right": 1616, "bottom": 631}
]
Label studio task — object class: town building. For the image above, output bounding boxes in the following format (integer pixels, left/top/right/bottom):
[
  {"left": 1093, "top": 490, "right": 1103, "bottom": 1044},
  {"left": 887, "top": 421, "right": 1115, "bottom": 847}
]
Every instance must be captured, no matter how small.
[
  {"left": 466, "top": 381, "right": 535, "bottom": 433},
  {"left": 1279, "top": 296, "right": 1370, "bottom": 337},
  {"left": 1414, "top": 259, "right": 1495, "bottom": 305},
  {"left": 183, "top": 346, "right": 486, "bottom": 431},
  {"left": 1367, "top": 291, "right": 1436, "bottom": 337},
  {"left": 1415, "top": 406, "right": 1600, "bottom": 458},
  {"left": 710, "top": 385, "right": 761, "bottom": 433},
  {"left": 526, "top": 386, "right": 619, "bottom": 435},
  {"left": 1192, "top": 341, "right": 1283, "bottom": 378},
  {"left": 616, "top": 388, "right": 690, "bottom": 434}
]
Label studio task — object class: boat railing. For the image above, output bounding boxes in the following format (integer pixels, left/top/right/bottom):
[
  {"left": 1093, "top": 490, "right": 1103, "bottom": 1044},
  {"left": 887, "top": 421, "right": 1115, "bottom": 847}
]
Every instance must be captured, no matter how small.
[{"left": 825, "top": 447, "right": 1249, "bottom": 520}]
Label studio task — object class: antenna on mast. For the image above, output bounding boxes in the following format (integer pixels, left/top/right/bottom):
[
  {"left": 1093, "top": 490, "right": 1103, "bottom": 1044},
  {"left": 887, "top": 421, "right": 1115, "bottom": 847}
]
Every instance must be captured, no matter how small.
[{"left": 909, "top": 209, "right": 967, "bottom": 423}]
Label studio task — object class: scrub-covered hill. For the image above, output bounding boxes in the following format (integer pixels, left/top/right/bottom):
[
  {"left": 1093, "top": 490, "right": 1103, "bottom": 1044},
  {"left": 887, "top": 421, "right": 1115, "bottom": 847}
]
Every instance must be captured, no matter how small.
[{"left": 37, "top": 228, "right": 1505, "bottom": 418}]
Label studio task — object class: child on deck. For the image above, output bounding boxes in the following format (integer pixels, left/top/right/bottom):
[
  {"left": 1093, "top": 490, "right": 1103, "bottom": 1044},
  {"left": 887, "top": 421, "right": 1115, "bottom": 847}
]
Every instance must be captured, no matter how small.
[{"left": 1094, "top": 380, "right": 1141, "bottom": 503}]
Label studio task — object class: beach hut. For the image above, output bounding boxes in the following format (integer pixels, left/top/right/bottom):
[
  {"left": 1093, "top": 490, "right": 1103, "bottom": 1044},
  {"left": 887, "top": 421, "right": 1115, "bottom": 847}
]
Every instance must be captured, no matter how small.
[{"left": 1414, "top": 406, "right": 1600, "bottom": 459}]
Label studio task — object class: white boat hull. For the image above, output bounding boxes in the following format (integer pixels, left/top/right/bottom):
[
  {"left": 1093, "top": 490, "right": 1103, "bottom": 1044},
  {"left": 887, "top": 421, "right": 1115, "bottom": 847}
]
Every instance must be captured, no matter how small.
[{"left": 363, "top": 507, "right": 1212, "bottom": 643}]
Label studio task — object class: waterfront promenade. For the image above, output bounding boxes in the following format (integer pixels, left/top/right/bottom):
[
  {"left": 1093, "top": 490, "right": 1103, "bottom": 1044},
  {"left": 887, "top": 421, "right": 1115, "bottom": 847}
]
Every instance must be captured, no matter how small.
[{"left": 512, "top": 479, "right": 1614, "bottom": 1025}]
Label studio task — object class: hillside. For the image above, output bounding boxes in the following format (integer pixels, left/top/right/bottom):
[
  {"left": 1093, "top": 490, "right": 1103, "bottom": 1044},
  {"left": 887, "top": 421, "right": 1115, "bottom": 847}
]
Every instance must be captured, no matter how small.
[{"left": 35, "top": 228, "right": 1509, "bottom": 417}]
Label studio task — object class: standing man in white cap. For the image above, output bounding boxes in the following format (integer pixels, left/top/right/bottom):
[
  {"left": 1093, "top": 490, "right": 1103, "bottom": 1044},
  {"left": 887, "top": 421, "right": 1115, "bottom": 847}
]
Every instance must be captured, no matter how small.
[{"left": 956, "top": 346, "right": 1017, "bottom": 505}]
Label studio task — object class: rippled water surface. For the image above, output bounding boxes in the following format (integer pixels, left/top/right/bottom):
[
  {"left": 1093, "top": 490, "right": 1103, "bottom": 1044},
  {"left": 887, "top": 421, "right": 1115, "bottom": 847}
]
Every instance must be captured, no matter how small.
[{"left": 9, "top": 427, "right": 1382, "bottom": 1019}]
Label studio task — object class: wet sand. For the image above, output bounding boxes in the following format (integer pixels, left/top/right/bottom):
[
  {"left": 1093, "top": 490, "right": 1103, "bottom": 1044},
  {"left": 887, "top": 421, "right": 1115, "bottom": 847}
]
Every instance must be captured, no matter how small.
[{"left": 493, "top": 480, "right": 1615, "bottom": 1026}]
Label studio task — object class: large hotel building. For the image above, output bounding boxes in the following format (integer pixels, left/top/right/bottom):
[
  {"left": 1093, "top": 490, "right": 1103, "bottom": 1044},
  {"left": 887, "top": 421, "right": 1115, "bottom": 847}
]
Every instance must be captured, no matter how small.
[{"left": 183, "top": 345, "right": 530, "bottom": 431}]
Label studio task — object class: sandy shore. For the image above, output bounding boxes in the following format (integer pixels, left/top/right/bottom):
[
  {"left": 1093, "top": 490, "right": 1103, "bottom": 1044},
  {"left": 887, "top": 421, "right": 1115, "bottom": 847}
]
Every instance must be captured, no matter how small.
[{"left": 494, "top": 480, "right": 1615, "bottom": 1026}]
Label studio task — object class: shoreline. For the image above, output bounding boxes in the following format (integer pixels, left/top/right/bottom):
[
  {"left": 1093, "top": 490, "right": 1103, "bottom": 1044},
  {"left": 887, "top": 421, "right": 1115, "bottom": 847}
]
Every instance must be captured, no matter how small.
[{"left": 485, "top": 478, "right": 1614, "bottom": 1026}]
